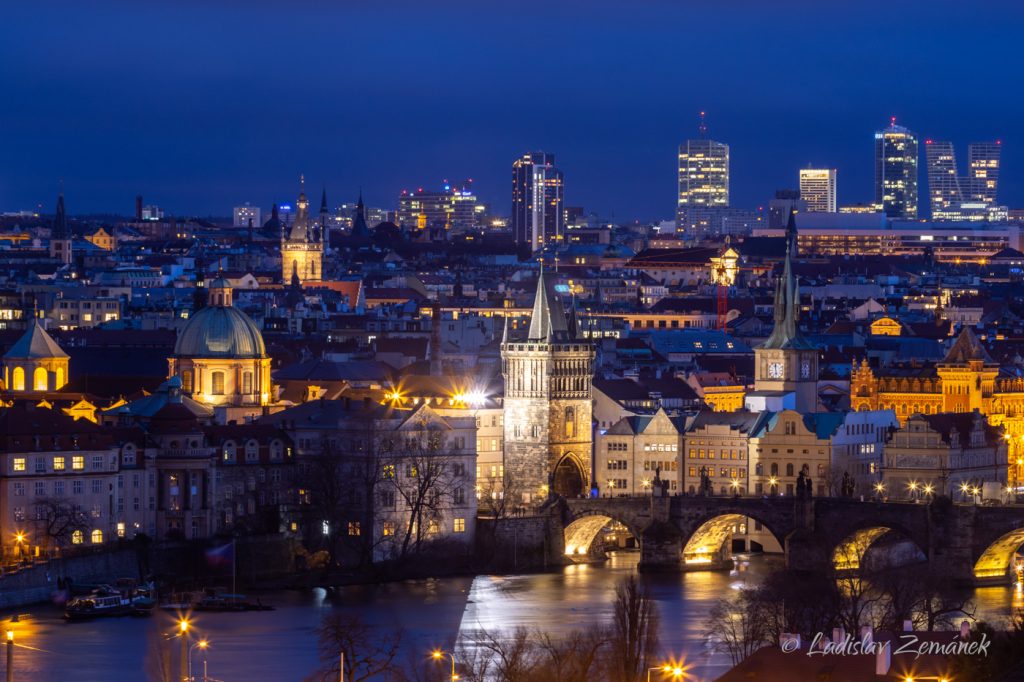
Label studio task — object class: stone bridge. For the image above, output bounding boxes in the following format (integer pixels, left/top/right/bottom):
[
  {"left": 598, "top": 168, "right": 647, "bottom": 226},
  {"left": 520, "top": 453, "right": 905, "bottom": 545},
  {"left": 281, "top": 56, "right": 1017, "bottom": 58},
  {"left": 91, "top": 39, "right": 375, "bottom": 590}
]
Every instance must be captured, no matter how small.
[{"left": 549, "top": 495, "right": 1024, "bottom": 584}]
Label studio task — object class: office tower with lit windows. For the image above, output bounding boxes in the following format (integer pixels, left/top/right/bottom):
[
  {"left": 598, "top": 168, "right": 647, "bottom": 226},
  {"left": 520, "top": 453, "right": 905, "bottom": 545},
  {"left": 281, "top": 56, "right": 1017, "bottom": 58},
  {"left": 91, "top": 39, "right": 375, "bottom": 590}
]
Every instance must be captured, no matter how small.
[
  {"left": 233, "top": 204, "right": 262, "bottom": 228},
  {"left": 926, "top": 140, "right": 962, "bottom": 219},
  {"left": 798, "top": 168, "right": 837, "bottom": 212},
  {"left": 926, "top": 140, "right": 1003, "bottom": 221},
  {"left": 397, "top": 180, "right": 482, "bottom": 233},
  {"left": 511, "top": 152, "right": 564, "bottom": 251},
  {"left": 676, "top": 114, "right": 729, "bottom": 234},
  {"left": 874, "top": 119, "right": 919, "bottom": 219},
  {"left": 967, "top": 141, "right": 1001, "bottom": 205}
]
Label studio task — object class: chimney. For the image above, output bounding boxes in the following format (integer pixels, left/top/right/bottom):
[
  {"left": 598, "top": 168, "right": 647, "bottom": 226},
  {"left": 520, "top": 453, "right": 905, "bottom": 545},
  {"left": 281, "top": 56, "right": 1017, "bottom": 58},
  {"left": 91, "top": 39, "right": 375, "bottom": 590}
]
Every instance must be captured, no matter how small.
[{"left": 875, "top": 642, "right": 891, "bottom": 676}]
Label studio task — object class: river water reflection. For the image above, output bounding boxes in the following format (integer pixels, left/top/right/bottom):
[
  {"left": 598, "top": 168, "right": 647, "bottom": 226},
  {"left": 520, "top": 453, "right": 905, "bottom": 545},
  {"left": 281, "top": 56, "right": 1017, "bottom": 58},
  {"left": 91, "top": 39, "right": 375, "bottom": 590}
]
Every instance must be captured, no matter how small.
[{"left": 1, "top": 552, "right": 1018, "bottom": 681}]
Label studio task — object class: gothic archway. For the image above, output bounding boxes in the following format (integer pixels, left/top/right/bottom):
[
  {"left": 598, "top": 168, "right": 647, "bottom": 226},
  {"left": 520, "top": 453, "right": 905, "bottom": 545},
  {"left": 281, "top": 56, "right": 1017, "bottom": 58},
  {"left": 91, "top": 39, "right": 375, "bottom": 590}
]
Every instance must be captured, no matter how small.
[{"left": 553, "top": 455, "right": 585, "bottom": 498}]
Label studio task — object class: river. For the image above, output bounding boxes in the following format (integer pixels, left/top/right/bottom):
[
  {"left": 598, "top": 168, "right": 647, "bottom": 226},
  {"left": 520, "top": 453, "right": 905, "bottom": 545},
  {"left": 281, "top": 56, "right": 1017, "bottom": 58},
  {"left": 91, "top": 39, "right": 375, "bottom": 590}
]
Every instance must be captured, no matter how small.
[{"left": 1, "top": 553, "right": 1019, "bottom": 681}]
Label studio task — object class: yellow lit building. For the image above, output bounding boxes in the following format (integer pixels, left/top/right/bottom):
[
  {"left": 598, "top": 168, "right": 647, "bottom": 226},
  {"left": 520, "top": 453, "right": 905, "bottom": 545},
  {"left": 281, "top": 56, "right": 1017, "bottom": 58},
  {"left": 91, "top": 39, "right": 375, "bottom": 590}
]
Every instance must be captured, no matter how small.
[
  {"left": 869, "top": 317, "right": 903, "bottom": 336},
  {"left": 2, "top": 321, "right": 70, "bottom": 393},
  {"left": 851, "top": 327, "right": 1024, "bottom": 478},
  {"left": 280, "top": 176, "right": 323, "bottom": 285},
  {"left": 168, "top": 279, "right": 272, "bottom": 412},
  {"left": 85, "top": 227, "right": 116, "bottom": 251}
]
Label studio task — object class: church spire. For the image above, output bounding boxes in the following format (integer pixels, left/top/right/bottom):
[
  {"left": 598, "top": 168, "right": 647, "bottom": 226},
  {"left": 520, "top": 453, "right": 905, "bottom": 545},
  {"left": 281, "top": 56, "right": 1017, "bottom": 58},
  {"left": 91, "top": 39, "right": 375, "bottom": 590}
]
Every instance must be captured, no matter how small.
[
  {"left": 53, "top": 192, "right": 68, "bottom": 240},
  {"left": 527, "top": 262, "right": 569, "bottom": 342},
  {"left": 761, "top": 210, "right": 812, "bottom": 350}
]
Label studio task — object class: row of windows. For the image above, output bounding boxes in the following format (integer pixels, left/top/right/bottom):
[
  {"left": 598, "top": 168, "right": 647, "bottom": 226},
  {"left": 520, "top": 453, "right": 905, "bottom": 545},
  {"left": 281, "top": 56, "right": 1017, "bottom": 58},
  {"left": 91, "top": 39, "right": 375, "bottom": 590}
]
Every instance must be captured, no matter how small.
[
  {"left": 606, "top": 459, "right": 628, "bottom": 470},
  {"left": 643, "top": 460, "right": 678, "bottom": 472},
  {"left": 11, "top": 454, "right": 105, "bottom": 473},
  {"left": 688, "top": 449, "right": 743, "bottom": 460},
  {"left": 688, "top": 467, "right": 747, "bottom": 479},
  {"left": 370, "top": 518, "right": 467, "bottom": 537}
]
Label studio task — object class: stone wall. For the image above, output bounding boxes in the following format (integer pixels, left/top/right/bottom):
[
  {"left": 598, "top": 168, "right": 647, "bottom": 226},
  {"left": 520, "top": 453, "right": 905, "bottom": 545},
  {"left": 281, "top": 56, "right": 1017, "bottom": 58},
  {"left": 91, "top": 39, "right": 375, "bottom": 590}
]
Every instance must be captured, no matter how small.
[
  {"left": 0, "top": 549, "right": 140, "bottom": 609},
  {"left": 476, "top": 515, "right": 562, "bottom": 572}
]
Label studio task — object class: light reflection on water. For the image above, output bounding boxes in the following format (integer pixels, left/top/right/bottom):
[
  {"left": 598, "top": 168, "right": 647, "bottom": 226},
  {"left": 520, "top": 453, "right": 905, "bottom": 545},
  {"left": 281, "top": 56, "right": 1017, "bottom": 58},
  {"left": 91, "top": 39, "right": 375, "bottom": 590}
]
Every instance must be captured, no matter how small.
[{"left": 0, "top": 554, "right": 1017, "bottom": 681}]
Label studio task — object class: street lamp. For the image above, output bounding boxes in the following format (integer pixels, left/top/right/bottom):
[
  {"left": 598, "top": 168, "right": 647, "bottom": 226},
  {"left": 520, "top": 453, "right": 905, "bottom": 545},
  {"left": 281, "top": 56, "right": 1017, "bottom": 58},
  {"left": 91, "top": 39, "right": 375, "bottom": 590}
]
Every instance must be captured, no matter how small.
[
  {"left": 907, "top": 481, "right": 919, "bottom": 501},
  {"left": 769, "top": 476, "right": 778, "bottom": 496},
  {"left": 5, "top": 625, "right": 13, "bottom": 682},
  {"left": 431, "top": 649, "right": 458, "bottom": 681},
  {"left": 178, "top": 618, "right": 190, "bottom": 682},
  {"left": 647, "top": 663, "right": 687, "bottom": 681},
  {"left": 874, "top": 482, "right": 885, "bottom": 500},
  {"left": 730, "top": 479, "right": 740, "bottom": 498},
  {"left": 189, "top": 639, "right": 208, "bottom": 682},
  {"left": 923, "top": 483, "right": 934, "bottom": 501}
]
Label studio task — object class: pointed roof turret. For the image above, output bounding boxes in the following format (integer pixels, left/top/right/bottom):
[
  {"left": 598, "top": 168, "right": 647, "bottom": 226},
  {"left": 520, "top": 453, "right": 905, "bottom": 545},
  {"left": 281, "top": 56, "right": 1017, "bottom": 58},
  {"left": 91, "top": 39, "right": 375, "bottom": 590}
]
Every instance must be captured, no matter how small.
[
  {"left": 351, "top": 190, "right": 371, "bottom": 239},
  {"left": 941, "top": 327, "right": 995, "bottom": 365},
  {"left": 3, "top": 320, "right": 68, "bottom": 360},
  {"left": 53, "top": 193, "right": 69, "bottom": 241},
  {"left": 761, "top": 211, "right": 814, "bottom": 350},
  {"left": 288, "top": 175, "right": 311, "bottom": 241},
  {"left": 527, "top": 263, "right": 570, "bottom": 342}
]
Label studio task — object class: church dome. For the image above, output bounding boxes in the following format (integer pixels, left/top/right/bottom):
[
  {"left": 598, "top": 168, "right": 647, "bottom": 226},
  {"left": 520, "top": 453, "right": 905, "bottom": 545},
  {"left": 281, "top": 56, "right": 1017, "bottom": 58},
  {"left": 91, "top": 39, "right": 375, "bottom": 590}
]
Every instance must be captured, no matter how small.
[{"left": 174, "top": 306, "right": 266, "bottom": 359}]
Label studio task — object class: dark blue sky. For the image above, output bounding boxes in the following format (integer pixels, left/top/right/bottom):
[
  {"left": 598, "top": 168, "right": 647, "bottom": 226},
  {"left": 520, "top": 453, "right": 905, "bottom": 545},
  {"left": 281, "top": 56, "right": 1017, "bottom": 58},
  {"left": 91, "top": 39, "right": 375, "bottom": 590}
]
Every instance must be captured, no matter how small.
[{"left": 3, "top": 0, "right": 1023, "bottom": 221}]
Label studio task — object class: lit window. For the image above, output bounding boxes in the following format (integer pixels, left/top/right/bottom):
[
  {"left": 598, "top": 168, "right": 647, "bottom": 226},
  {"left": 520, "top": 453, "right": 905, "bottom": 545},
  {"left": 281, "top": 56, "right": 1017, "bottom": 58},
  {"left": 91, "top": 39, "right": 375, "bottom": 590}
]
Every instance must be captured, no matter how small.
[
  {"left": 383, "top": 522, "right": 395, "bottom": 536},
  {"left": 348, "top": 522, "right": 360, "bottom": 536},
  {"left": 116, "top": 522, "right": 125, "bottom": 538},
  {"left": 72, "top": 456, "right": 84, "bottom": 471},
  {"left": 12, "top": 458, "right": 25, "bottom": 472},
  {"left": 71, "top": 530, "right": 83, "bottom": 545},
  {"left": 454, "top": 518, "right": 466, "bottom": 533},
  {"left": 428, "top": 520, "right": 439, "bottom": 534},
  {"left": 382, "top": 465, "right": 395, "bottom": 479},
  {"left": 91, "top": 529, "right": 103, "bottom": 544}
]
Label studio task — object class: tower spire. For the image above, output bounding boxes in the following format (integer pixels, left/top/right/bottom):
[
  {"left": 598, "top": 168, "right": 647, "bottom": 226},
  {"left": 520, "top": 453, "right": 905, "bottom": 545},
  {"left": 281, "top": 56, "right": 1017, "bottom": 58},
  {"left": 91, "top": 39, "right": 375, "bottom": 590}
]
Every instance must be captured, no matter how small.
[{"left": 761, "top": 210, "right": 811, "bottom": 350}]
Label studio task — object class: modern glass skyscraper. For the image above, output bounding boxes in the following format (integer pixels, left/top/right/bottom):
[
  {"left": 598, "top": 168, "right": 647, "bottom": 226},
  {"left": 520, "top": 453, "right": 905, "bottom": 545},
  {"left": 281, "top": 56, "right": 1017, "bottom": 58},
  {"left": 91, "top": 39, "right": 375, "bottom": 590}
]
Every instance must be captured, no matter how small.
[
  {"left": 874, "top": 119, "right": 919, "bottom": 219},
  {"left": 511, "top": 152, "right": 564, "bottom": 251},
  {"left": 677, "top": 114, "right": 729, "bottom": 233},
  {"left": 925, "top": 140, "right": 1002, "bottom": 221},
  {"left": 967, "top": 141, "right": 1001, "bottom": 205},
  {"left": 926, "top": 140, "right": 962, "bottom": 220},
  {"left": 798, "top": 168, "right": 837, "bottom": 212}
]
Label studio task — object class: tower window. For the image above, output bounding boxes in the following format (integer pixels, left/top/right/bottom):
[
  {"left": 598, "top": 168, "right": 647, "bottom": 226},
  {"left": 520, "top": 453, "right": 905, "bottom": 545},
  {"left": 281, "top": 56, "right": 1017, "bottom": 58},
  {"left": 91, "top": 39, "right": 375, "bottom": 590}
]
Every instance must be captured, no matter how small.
[
  {"left": 565, "top": 407, "right": 575, "bottom": 438},
  {"left": 242, "top": 371, "right": 253, "bottom": 394},
  {"left": 211, "top": 371, "right": 225, "bottom": 395},
  {"left": 182, "top": 369, "right": 193, "bottom": 393}
]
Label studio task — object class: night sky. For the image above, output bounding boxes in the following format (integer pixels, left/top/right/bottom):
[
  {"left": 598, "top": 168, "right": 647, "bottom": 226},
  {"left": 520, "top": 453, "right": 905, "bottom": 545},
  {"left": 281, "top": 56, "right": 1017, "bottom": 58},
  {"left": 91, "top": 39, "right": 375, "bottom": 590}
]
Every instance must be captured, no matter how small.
[{"left": 3, "top": 0, "right": 1023, "bottom": 220}]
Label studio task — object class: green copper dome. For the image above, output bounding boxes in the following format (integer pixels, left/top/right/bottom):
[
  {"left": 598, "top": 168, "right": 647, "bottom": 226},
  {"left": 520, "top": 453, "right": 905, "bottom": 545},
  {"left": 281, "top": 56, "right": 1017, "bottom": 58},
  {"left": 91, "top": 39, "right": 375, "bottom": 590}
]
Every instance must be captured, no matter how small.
[{"left": 174, "top": 306, "right": 266, "bottom": 359}]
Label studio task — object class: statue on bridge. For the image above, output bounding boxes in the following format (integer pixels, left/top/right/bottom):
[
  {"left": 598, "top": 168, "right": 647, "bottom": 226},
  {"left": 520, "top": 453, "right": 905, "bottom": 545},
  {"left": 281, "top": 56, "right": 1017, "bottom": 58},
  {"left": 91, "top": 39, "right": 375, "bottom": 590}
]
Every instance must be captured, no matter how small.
[
  {"left": 796, "top": 465, "right": 813, "bottom": 499},
  {"left": 698, "top": 466, "right": 712, "bottom": 497},
  {"left": 841, "top": 471, "right": 855, "bottom": 498}
]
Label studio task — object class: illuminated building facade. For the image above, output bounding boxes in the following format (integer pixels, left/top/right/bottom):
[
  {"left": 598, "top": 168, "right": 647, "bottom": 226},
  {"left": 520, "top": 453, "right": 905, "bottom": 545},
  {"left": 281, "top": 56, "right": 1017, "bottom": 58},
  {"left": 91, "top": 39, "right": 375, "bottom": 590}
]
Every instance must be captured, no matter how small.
[
  {"left": 397, "top": 181, "right": 482, "bottom": 232},
  {"left": 511, "top": 152, "right": 565, "bottom": 251},
  {"left": 752, "top": 213, "right": 1022, "bottom": 262},
  {"left": 501, "top": 267, "right": 594, "bottom": 504},
  {"left": 279, "top": 176, "right": 323, "bottom": 284},
  {"left": 798, "top": 168, "right": 837, "bottom": 213},
  {"left": 874, "top": 119, "right": 918, "bottom": 219},
  {"left": 926, "top": 139, "right": 1003, "bottom": 221},
  {"left": 676, "top": 129, "right": 730, "bottom": 233},
  {"left": 233, "top": 204, "right": 262, "bottom": 228},
  {"left": 596, "top": 409, "right": 682, "bottom": 497},
  {"left": 1, "top": 321, "right": 70, "bottom": 392},
  {"left": 168, "top": 279, "right": 272, "bottom": 413}
]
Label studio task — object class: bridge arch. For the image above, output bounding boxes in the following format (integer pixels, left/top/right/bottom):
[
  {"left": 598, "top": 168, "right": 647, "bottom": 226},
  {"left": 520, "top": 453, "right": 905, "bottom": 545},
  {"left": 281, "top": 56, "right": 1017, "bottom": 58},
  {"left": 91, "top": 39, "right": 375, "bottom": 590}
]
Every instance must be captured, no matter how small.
[
  {"left": 681, "top": 511, "right": 788, "bottom": 567},
  {"left": 973, "top": 528, "right": 1024, "bottom": 581},
  {"left": 830, "top": 524, "right": 927, "bottom": 572},
  {"left": 563, "top": 511, "right": 643, "bottom": 557}
]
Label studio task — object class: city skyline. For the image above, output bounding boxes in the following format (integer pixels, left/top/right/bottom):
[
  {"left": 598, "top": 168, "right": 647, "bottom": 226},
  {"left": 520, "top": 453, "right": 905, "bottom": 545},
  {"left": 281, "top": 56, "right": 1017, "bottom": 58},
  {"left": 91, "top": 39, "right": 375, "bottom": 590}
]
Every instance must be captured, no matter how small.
[{"left": 3, "top": 1, "right": 1024, "bottom": 219}]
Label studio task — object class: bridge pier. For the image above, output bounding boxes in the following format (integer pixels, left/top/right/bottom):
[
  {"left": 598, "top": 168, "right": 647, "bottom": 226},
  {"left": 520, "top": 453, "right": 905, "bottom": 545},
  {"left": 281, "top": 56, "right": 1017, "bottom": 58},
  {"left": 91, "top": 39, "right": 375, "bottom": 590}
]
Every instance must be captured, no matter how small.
[{"left": 638, "top": 520, "right": 683, "bottom": 572}]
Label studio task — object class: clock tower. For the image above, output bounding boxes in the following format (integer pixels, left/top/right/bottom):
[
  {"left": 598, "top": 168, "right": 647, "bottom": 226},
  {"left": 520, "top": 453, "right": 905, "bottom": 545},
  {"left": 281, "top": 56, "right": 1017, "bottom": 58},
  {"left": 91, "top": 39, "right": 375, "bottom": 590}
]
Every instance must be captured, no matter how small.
[{"left": 750, "top": 215, "right": 819, "bottom": 412}]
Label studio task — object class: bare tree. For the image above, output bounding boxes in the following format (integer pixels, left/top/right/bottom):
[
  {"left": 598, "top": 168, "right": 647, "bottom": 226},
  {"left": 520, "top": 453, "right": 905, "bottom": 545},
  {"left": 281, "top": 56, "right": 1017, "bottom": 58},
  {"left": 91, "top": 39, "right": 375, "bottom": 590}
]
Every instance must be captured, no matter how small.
[
  {"left": 705, "top": 590, "right": 770, "bottom": 665},
  {"left": 609, "top": 575, "right": 660, "bottom": 682},
  {"left": 309, "top": 612, "right": 403, "bottom": 682},
  {"left": 532, "top": 628, "right": 609, "bottom": 682},
  {"left": 33, "top": 497, "right": 90, "bottom": 551},
  {"left": 377, "top": 416, "right": 470, "bottom": 560}
]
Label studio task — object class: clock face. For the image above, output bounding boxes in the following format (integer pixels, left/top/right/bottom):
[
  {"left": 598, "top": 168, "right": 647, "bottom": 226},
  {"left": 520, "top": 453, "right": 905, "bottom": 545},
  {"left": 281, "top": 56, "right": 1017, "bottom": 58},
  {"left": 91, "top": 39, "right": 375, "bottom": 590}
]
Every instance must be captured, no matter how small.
[
  {"left": 801, "top": 360, "right": 811, "bottom": 379},
  {"left": 767, "top": 362, "right": 784, "bottom": 378}
]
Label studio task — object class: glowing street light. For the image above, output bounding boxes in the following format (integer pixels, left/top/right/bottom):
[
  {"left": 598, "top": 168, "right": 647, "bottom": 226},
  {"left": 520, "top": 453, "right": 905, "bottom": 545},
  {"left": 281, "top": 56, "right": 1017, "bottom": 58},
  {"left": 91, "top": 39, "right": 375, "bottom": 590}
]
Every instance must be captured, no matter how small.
[
  {"left": 647, "top": 662, "right": 688, "bottom": 681},
  {"left": 177, "top": 617, "right": 190, "bottom": 682},
  {"left": 189, "top": 639, "right": 209, "bottom": 682},
  {"left": 431, "top": 649, "right": 458, "bottom": 681}
]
